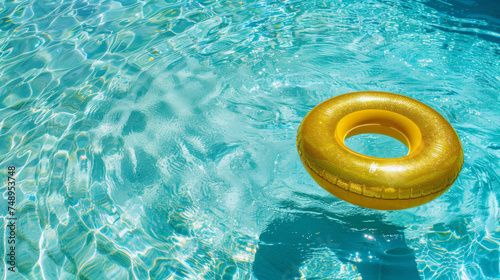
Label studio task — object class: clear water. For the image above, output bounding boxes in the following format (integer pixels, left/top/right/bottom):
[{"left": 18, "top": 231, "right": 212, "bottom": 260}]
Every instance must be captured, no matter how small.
[{"left": 0, "top": 0, "right": 499, "bottom": 279}]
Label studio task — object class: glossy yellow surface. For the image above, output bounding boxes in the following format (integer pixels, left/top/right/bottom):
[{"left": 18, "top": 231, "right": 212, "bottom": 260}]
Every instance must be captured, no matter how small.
[{"left": 296, "top": 91, "right": 464, "bottom": 210}]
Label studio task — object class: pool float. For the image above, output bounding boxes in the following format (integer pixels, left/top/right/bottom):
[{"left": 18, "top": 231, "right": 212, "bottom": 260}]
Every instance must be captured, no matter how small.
[{"left": 296, "top": 91, "right": 463, "bottom": 210}]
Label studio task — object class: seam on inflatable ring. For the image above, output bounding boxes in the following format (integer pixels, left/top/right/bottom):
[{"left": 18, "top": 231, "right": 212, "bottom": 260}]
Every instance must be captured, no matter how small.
[{"left": 299, "top": 148, "right": 458, "bottom": 200}]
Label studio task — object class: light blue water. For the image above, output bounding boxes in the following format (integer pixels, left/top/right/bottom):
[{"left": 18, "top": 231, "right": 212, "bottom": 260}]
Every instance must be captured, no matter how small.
[{"left": 0, "top": 0, "right": 499, "bottom": 279}]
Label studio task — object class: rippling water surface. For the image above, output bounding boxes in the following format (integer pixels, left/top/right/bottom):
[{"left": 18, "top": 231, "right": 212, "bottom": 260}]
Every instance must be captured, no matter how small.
[{"left": 0, "top": 0, "right": 499, "bottom": 279}]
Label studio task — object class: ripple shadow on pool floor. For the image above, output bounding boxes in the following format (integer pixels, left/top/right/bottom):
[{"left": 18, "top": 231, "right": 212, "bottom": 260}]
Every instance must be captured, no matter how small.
[{"left": 253, "top": 210, "right": 420, "bottom": 280}]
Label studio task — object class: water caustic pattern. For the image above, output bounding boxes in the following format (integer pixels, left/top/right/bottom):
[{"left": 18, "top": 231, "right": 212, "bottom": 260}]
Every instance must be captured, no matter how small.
[{"left": 0, "top": 0, "right": 498, "bottom": 279}]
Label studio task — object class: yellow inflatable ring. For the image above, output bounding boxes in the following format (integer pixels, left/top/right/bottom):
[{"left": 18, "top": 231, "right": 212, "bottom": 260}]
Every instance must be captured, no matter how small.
[{"left": 296, "top": 91, "right": 463, "bottom": 210}]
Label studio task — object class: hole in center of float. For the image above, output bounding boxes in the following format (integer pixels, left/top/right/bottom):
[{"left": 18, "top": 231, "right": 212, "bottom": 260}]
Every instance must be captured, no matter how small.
[{"left": 344, "top": 133, "right": 409, "bottom": 158}]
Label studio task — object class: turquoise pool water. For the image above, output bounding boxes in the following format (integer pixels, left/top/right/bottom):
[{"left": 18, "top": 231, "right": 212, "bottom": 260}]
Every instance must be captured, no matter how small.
[{"left": 0, "top": 0, "right": 499, "bottom": 279}]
